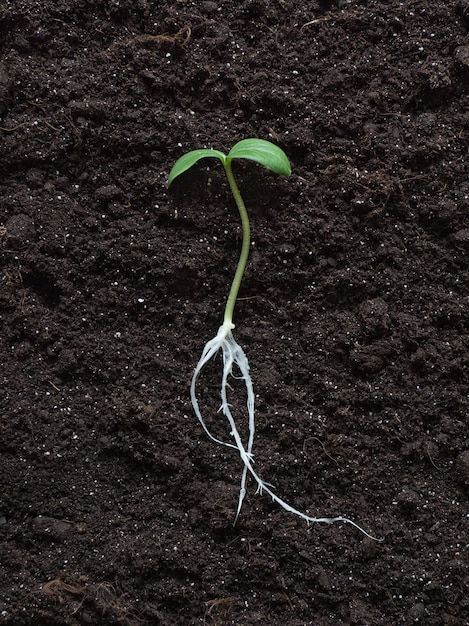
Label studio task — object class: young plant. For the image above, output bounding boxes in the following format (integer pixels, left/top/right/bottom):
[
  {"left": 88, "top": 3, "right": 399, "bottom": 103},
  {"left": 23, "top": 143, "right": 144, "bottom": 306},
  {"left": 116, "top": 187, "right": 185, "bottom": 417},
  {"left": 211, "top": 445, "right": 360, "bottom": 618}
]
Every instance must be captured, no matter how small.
[{"left": 168, "top": 138, "right": 379, "bottom": 539}]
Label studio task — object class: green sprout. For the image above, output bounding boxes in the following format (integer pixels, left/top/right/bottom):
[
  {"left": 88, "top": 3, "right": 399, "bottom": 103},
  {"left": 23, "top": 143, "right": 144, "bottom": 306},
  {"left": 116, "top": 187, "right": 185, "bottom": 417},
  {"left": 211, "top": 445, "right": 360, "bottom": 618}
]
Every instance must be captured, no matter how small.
[
  {"left": 168, "top": 138, "right": 290, "bottom": 328},
  {"left": 168, "top": 138, "right": 380, "bottom": 539}
]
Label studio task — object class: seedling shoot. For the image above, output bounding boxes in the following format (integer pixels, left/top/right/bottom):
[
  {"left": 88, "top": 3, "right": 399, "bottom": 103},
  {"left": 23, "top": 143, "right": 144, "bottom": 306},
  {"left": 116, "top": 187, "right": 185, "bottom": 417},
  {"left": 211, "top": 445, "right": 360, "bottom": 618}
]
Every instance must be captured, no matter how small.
[{"left": 168, "top": 138, "right": 379, "bottom": 539}]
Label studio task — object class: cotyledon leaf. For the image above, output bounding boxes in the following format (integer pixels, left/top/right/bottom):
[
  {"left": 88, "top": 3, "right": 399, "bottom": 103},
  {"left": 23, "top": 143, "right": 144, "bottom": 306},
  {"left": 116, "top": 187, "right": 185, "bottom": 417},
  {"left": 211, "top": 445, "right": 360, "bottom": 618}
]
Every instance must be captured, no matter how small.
[
  {"left": 167, "top": 148, "right": 226, "bottom": 186},
  {"left": 227, "top": 138, "right": 291, "bottom": 176}
]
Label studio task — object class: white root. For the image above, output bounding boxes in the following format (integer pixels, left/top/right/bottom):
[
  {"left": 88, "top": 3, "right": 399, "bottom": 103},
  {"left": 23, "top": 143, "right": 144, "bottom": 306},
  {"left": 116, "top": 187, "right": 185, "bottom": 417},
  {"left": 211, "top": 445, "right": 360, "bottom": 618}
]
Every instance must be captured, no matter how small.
[{"left": 191, "top": 322, "right": 382, "bottom": 540}]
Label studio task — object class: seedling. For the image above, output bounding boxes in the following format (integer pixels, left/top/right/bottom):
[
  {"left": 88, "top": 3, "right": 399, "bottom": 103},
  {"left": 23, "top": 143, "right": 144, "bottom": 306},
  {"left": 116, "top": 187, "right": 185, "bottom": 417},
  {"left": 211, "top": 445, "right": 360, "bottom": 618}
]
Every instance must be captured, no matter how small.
[{"left": 168, "top": 138, "right": 379, "bottom": 539}]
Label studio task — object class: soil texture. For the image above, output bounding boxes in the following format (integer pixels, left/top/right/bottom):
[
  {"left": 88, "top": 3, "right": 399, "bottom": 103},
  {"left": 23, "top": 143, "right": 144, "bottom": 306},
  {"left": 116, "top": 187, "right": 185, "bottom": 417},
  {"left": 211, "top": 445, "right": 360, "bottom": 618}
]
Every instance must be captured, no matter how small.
[{"left": 1, "top": 1, "right": 468, "bottom": 624}]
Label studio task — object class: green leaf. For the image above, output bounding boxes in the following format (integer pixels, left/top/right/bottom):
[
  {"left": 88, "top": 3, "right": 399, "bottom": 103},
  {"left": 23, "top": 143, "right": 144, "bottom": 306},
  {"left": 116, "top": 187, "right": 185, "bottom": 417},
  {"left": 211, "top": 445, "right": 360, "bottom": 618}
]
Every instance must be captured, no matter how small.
[
  {"left": 167, "top": 149, "right": 226, "bottom": 186},
  {"left": 227, "top": 138, "right": 291, "bottom": 176}
]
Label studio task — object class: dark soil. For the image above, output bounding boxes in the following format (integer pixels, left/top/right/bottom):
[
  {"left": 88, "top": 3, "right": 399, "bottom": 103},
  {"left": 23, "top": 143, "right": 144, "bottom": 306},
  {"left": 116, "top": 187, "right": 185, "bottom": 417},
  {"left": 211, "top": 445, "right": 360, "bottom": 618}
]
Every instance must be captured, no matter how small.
[{"left": 1, "top": 1, "right": 468, "bottom": 624}]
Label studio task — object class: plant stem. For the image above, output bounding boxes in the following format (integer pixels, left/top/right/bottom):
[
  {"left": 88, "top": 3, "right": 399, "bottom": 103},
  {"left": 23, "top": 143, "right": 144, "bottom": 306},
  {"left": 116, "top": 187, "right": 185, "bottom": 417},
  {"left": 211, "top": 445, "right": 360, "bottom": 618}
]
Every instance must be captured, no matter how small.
[{"left": 223, "top": 158, "right": 251, "bottom": 326}]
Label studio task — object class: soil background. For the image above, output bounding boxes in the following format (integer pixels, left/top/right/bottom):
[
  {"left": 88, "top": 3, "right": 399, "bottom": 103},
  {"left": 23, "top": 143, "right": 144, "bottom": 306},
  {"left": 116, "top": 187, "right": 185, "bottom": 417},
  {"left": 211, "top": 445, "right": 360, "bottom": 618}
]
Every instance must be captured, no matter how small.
[{"left": 1, "top": 1, "right": 468, "bottom": 625}]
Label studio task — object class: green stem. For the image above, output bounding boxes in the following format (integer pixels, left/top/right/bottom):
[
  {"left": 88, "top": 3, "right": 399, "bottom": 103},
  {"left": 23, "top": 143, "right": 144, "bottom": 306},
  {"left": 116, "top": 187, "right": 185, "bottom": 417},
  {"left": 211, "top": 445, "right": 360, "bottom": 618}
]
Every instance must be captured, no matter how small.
[{"left": 222, "top": 158, "right": 251, "bottom": 326}]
